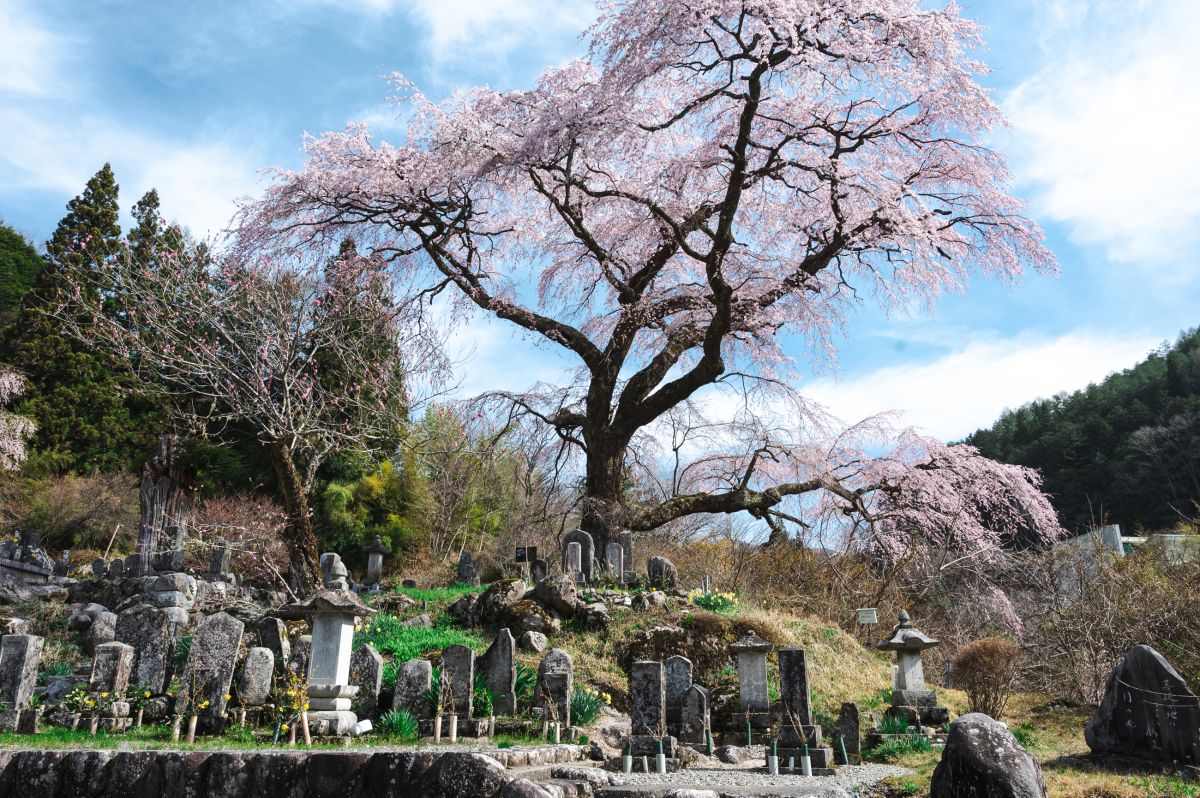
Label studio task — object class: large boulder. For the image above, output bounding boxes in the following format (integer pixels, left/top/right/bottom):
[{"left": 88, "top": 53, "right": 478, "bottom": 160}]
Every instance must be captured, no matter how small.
[
  {"left": 533, "top": 575, "right": 579, "bottom": 616},
  {"left": 1085, "top": 644, "right": 1200, "bottom": 765},
  {"left": 434, "top": 752, "right": 509, "bottom": 798},
  {"left": 505, "top": 601, "right": 561, "bottom": 636},
  {"left": 67, "top": 603, "right": 109, "bottom": 632},
  {"left": 518, "top": 631, "right": 549, "bottom": 653},
  {"left": 447, "top": 593, "right": 482, "bottom": 626},
  {"left": 931, "top": 713, "right": 1046, "bottom": 798},
  {"left": 647, "top": 556, "right": 677, "bottom": 589},
  {"left": 478, "top": 579, "right": 527, "bottom": 623}
]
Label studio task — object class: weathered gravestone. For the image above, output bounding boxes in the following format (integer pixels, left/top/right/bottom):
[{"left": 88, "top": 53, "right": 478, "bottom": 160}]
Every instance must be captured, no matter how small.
[
  {"left": 441, "top": 644, "right": 475, "bottom": 717},
  {"left": 349, "top": 644, "right": 384, "bottom": 719},
  {"left": 255, "top": 617, "right": 291, "bottom": 673},
  {"left": 680, "top": 684, "right": 710, "bottom": 743},
  {"left": 779, "top": 647, "right": 813, "bottom": 740},
  {"left": 288, "top": 635, "right": 312, "bottom": 675},
  {"left": 364, "top": 536, "right": 388, "bottom": 587},
  {"left": 647, "top": 556, "right": 677, "bottom": 589},
  {"left": 115, "top": 605, "right": 175, "bottom": 694},
  {"left": 836, "top": 702, "right": 861, "bottom": 764},
  {"left": 480, "top": 628, "right": 516, "bottom": 716},
  {"left": 85, "top": 610, "right": 117, "bottom": 656},
  {"left": 1085, "top": 644, "right": 1200, "bottom": 765},
  {"left": 91, "top": 558, "right": 108, "bottom": 579},
  {"left": 630, "top": 660, "right": 666, "bottom": 737},
  {"left": 534, "top": 648, "right": 573, "bottom": 726},
  {"left": 562, "top": 529, "right": 595, "bottom": 583},
  {"left": 931, "top": 713, "right": 1047, "bottom": 798},
  {"left": 730, "top": 631, "right": 773, "bottom": 726},
  {"left": 236, "top": 647, "right": 274, "bottom": 707},
  {"left": 209, "top": 540, "right": 232, "bottom": 575},
  {"left": 530, "top": 558, "right": 548, "bottom": 584},
  {"left": 88, "top": 641, "right": 134, "bottom": 696},
  {"left": 0, "top": 634, "right": 43, "bottom": 708},
  {"left": 665, "top": 655, "right": 692, "bottom": 734},
  {"left": 605, "top": 543, "right": 624, "bottom": 583},
  {"left": 178, "top": 611, "right": 244, "bottom": 732},
  {"left": 320, "top": 552, "right": 350, "bottom": 590},
  {"left": 394, "top": 658, "right": 432, "bottom": 719},
  {"left": 619, "top": 531, "right": 634, "bottom": 584},
  {"left": 564, "top": 542, "right": 583, "bottom": 583},
  {"left": 457, "top": 551, "right": 481, "bottom": 587}
]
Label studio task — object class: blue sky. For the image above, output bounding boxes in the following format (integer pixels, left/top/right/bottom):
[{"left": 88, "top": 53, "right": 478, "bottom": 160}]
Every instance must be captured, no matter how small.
[{"left": 3, "top": 0, "right": 1198, "bottom": 441}]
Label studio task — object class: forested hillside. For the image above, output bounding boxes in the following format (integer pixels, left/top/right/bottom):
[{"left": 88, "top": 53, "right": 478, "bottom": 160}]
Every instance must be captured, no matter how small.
[{"left": 965, "top": 328, "right": 1200, "bottom": 533}]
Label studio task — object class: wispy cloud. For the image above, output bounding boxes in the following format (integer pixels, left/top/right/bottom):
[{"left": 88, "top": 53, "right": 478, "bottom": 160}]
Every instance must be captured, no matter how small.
[
  {"left": 802, "top": 330, "right": 1160, "bottom": 441},
  {"left": 1003, "top": 0, "right": 1200, "bottom": 266},
  {"left": 0, "top": 2, "right": 70, "bottom": 97}
]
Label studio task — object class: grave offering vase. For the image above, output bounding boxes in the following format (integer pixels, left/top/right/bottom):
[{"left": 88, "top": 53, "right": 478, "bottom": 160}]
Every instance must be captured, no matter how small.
[
  {"left": 801, "top": 743, "right": 812, "bottom": 777},
  {"left": 656, "top": 738, "right": 667, "bottom": 774}
]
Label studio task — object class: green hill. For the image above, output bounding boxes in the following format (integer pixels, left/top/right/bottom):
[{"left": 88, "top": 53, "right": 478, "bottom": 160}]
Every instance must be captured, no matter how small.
[{"left": 964, "top": 327, "right": 1200, "bottom": 533}]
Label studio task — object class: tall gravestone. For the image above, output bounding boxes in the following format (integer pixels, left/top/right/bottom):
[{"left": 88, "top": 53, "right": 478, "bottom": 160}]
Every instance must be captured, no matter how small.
[
  {"left": 730, "top": 631, "right": 773, "bottom": 729},
  {"left": 534, "top": 648, "right": 573, "bottom": 726},
  {"left": 630, "top": 660, "right": 666, "bottom": 736},
  {"left": 89, "top": 641, "right": 134, "bottom": 696},
  {"left": 395, "top": 659, "right": 432, "bottom": 719},
  {"left": 178, "top": 611, "right": 244, "bottom": 732},
  {"left": 779, "top": 647, "right": 813, "bottom": 728},
  {"left": 618, "top": 531, "right": 634, "bottom": 583},
  {"left": 562, "top": 529, "right": 594, "bottom": 583},
  {"left": 680, "top": 684, "right": 710, "bottom": 743},
  {"left": 441, "top": 644, "right": 475, "bottom": 717},
  {"left": 564, "top": 542, "right": 583, "bottom": 583},
  {"left": 350, "top": 644, "right": 384, "bottom": 719},
  {"left": 457, "top": 551, "right": 480, "bottom": 587},
  {"left": 605, "top": 543, "right": 624, "bottom": 584},
  {"left": 115, "top": 605, "right": 175, "bottom": 695},
  {"left": 836, "top": 703, "right": 861, "bottom": 764},
  {"left": 237, "top": 647, "right": 275, "bottom": 707},
  {"left": 481, "top": 628, "right": 517, "bottom": 716},
  {"left": 665, "top": 655, "right": 692, "bottom": 734},
  {"left": 0, "top": 635, "right": 43, "bottom": 708}
]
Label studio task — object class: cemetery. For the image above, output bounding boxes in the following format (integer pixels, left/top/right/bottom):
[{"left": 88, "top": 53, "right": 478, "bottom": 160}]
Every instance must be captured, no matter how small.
[{"left": 1, "top": 0, "right": 1199, "bottom": 796}]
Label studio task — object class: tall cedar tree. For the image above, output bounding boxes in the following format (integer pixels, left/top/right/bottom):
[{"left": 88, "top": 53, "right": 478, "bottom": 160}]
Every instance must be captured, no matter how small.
[
  {"left": 0, "top": 223, "right": 43, "bottom": 329},
  {"left": 2, "top": 165, "right": 161, "bottom": 472}
]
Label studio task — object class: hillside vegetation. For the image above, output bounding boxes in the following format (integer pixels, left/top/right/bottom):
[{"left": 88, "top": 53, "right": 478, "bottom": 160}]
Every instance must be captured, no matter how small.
[{"left": 965, "top": 327, "right": 1200, "bottom": 533}]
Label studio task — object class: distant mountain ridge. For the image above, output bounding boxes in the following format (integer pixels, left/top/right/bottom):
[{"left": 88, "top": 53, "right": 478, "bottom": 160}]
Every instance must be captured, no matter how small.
[{"left": 964, "top": 327, "right": 1200, "bottom": 534}]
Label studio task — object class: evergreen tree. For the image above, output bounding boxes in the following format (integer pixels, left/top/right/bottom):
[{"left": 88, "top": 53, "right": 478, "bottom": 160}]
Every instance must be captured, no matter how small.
[
  {"left": 0, "top": 223, "right": 42, "bottom": 330},
  {"left": 2, "top": 165, "right": 161, "bottom": 473}
]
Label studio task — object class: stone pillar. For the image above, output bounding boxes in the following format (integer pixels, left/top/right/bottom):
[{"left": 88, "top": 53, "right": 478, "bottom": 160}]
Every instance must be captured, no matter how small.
[
  {"left": 534, "top": 648, "right": 573, "bottom": 726},
  {"left": 209, "top": 540, "right": 232, "bottom": 575},
  {"left": 365, "top": 536, "right": 388, "bottom": 588},
  {"left": 481, "top": 628, "right": 516, "bottom": 716},
  {"left": 630, "top": 660, "right": 666, "bottom": 737},
  {"left": 395, "top": 659, "right": 432, "bottom": 719},
  {"left": 896, "top": 650, "right": 925, "bottom": 691},
  {"left": 730, "top": 632, "right": 773, "bottom": 725},
  {"left": 0, "top": 635, "right": 42, "bottom": 709},
  {"left": 562, "top": 529, "right": 595, "bottom": 583},
  {"left": 605, "top": 543, "right": 624, "bottom": 584},
  {"left": 441, "top": 644, "right": 475, "bottom": 718},
  {"left": 115, "top": 605, "right": 175, "bottom": 695},
  {"left": 779, "top": 647, "right": 813, "bottom": 727},
  {"left": 565, "top": 542, "right": 583, "bottom": 583},
  {"left": 618, "top": 531, "right": 634, "bottom": 584},
  {"left": 665, "top": 655, "right": 692, "bottom": 734},
  {"left": 88, "top": 641, "right": 134, "bottom": 697}
]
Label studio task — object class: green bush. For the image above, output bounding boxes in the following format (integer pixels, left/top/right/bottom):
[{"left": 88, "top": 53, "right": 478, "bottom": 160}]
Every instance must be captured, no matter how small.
[
  {"left": 1011, "top": 722, "right": 1039, "bottom": 749},
  {"left": 378, "top": 709, "right": 419, "bottom": 741},
  {"left": 687, "top": 589, "right": 738, "bottom": 613},
  {"left": 514, "top": 662, "right": 536, "bottom": 709},
  {"left": 877, "top": 714, "right": 910, "bottom": 734},
  {"left": 473, "top": 672, "right": 494, "bottom": 717}
]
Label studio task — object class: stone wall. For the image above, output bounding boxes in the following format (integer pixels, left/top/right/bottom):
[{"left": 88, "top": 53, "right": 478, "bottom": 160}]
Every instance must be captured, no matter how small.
[{"left": 0, "top": 745, "right": 589, "bottom": 798}]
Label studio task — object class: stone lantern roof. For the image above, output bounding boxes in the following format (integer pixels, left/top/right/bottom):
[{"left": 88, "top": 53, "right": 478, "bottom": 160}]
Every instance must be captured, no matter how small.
[
  {"left": 876, "top": 610, "right": 939, "bottom": 652},
  {"left": 277, "top": 588, "right": 376, "bottom": 620},
  {"left": 730, "top": 630, "right": 775, "bottom": 653}
]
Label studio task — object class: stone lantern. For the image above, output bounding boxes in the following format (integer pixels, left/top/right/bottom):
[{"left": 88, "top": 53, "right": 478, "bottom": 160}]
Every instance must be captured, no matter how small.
[
  {"left": 280, "top": 587, "right": 376, "bottom": 735},
  {"left": 364, "top": 536, "right": 389, "bottom": 590},
  {"left": 876, "top": 610, "right": 948, "bottom": 725}
]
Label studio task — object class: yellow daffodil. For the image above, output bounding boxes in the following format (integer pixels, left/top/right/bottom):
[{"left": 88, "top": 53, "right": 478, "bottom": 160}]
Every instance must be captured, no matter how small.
[{"left": 281, "top": 723, "right": 289, "bottom": 731}]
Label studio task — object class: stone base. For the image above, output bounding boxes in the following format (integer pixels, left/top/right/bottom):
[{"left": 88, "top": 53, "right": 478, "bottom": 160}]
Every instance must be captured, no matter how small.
[
  {"left": 886, "top": 703, "right": 950, "bottom": 728},
  {"left": 629, "top": 735, "right": 676, "bottom": 757},
  {"left": 309, "top": 697, "right": 352, "bottom": 711},
  {"left": 308, "top": 710, "right": 358, "bottom": 736},
  {"left": 98, "top": 717, "right": 133, "bottom": 733},
  {"left": 779, "top": 724, "right": 823, "bottom": 748},
  {"left": 195, "top": 714, "right": 230, "bottom": 735},
  {"left": 0, "top": 709, "right": 19, "bottom": 734},
  {"left": 16, "top": 708, "right": 42, "bottom": 735},
  {"left": 776, "top": 746, "right": 835, "bottom": 769},
  {"left": 892, "top": 689, "right": 936, "bottom": 707}
]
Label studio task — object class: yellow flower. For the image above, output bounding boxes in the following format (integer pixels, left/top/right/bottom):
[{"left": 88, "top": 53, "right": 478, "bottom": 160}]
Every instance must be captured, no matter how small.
[
  {"left": 199, "top": 700, "right": 211, "bottom": 709},
  {"left": 303, "top": 703, "right": 310, "bottom": 711},
  {"left": 281, "top": 723, "right": 289, "bottom": 731},
  {"left": 224, "top": 694, "right": 231, "bottom": 701},
  {"left": 100, "top": 692, "right": 109, "bottom": 698},
  {"left": 144, "top": 691, "right": 152, "bottom": 698}
]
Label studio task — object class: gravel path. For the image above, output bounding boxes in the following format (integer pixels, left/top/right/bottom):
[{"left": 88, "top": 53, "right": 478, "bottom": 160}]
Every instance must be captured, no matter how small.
[{"left": 602, "top": 756, "right": 911, "bottom": 797}]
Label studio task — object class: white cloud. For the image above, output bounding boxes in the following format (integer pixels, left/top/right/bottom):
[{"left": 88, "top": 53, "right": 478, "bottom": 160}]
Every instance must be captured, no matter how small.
[
  {"left": 402, "top": 0, "right": 594, "bottom": 61},
  {"left": 1004, "top": 0, "right": 1200, "bottom": 266},
  {"left": 802, "top": 330, "right": 1159, "bottom": 441},
  {"left": 0, "top": 2, "right": 68, "bottom": 97}
]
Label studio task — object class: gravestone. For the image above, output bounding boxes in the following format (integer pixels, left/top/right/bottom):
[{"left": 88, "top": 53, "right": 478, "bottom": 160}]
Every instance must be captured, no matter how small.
[
  {"left": 605, "top": 543, "right": 624, "bottom": 583},
  {"left": 457, "top": 551, "right": 480, "bottom": 587},
  {"left": 0, "top": 634, "right": 43, "bottom": 708},
  {"left": 481, "top": 628, "right": 516, "bottom": 716},
  {"left": 91, "top": 558, "right": 107, "bottom": 579},
  {"left": 730, "top": 631, "right": 772, "bottom": 715},
  {"left": 665, "top": 655, "right": 692, "bottom": 734},
  {"left": 364, "top": 536, "right": 388, "bottom": 587},
  {"left": 178, "top": 611, "right": 244, "bottom": 732},
  {"left": 441, "top": 644, "right": 475, "bottom": 717},
  {"left": 320, "top": 552, "right": 350, "bottom": 590},
  {"left": 236, "top": 647, "right": 274, "bottom": 706},
  {"left": 647, "top": 556, "right": 677, "bottom": 589},
  {"left": 209, "top": 540, "right": 232, "bottom": 575},
  {"left": 115, "top": 605, "right": 175, "bottom": 694},
  {"left": 836, "top": 703, "right": 861, "bottom": 764},
  {"left": 530, "top": 558, "right": 548, "bottom": 584},
  {"left": 86, "top": 611, "right": 117, "bottom": 656},
  {"left": 255, "top": 617, "right": 291, "bottom": 673},
  {"left": 535, "top": 648, "right": 573, "bottom": 725},
  {"left": 630, "top": 660, "right": 666, "bottom": 737},
  {"left": 88, "top": 641, "right": 134, "bottom": 696},
  {"left": 680, "top": 684, "right": 710, "bottom": 743},
  {"left": 288, "top": 634, "right": 312, "bottom": 675},
  {"left": 564, "top": 542, "right": 583, "bottom": 583},
  {"left": 350, "top": 644, "right": 384, "bottom": 718},
  {"left": 619, "top": 531, "right": 634, "bottom": 583},
  {"left": 1085, "top": 644, "right": 1200, "bottom": 765},
  {"left": 395, "top": 659, "right": 432, "bottom": 719},
  {"left": 108, "top": 558, "right": 124, "bottom": 579},
  {"left": 779, "top": 647, "right": 813, "bottom": 729},
  {"left": 562, "top": 529, "right": 594, "bottom": 583}
]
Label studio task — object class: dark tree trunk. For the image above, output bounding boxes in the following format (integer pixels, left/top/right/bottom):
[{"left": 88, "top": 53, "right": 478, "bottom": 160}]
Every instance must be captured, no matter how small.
[
  {"left": 267, "top": 442, "right": 322, "bottom": 596},
  {"left": 581, "top": 439, "right": 626, "bottom": 567}
]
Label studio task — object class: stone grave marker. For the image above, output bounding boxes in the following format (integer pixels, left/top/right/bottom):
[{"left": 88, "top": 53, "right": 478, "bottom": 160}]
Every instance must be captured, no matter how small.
[
  {"left": 255, "top": 617, "right": 291, "bottom": 673},
  {"left": 88, "top": 641, "right": 134, "bottom": 696},
  {"left": 562, "top": 529, "right": 595, "bottom": 583},
  {"left": 320, "top": 552, "right": 350, "bottom": 590},
  {"left": 178, "top": 611, "right": 244, "bottom": 732},
  {"left": 618, "top": 531, "right": 634, "bottom": 583},
  {"left": 836, "top": 702, "right": 861, "bottom": 764},
  {"left": 647, "top": 556, "right": 677, "bottom": 589},
  {"left": 115, "top": 605, "right": 175, "bottom": 694},
  {"left": 530, "top": 558, "right": 548, "bottom": 583},
  {"left": 441, "top": 644, "right": 475, "bottom": 717},
  {"left": 665, "top": 655, "right": 692, "bottom": 734},
  {"left": 564, "top": 542, "right": 583, "bottom": 583},
  {"left": 209, "top": 540, "right": 232, "bottom": 575},
  {"left": 481, "top": 628, "right": 516, "bottom": 716},
  {"left": 364, "top": 536, "right": 388, "bottom": 587},
  {"left": 288, "top": 635, "right": 312, "bottom": 676},
  {"left": 457, "top": 551, "right": 480, "bottom": 587},
  {"left": 630, "top": 660, "right": 666, "bottom": 737},
  {"left": 535, "top": 648, "right": 573, "bottom": 725},
  {"left": 350, "top": 644, "right": 384, "bottom": 718},
  {"left": 0, "top": 634, "right": 43, "bottom": 708},
  {"left": 236, "top": 647, "right": 274, "bottom": 707},
  {"left": 680, "top": 684, "right": 710, "bottom": 743},
  {"left": 395, "top": 659, "right": 432, "bottom": 719},
  {"left": 605, "top": 543, "right": 624, "bottom": 583},
  {"left": 730, "top": 631, "right": 773, "bottom": 724}
]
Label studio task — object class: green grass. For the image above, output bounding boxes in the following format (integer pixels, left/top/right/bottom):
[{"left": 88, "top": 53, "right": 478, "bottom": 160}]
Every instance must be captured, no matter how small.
[
  {"left": 865, "top": 733, "right": 933, "bottom": 762},
  {"left": 878, "top": 713, "right": 911, "bottom": 734},
  {"left": 354, "top": 613, "right": 486, "bottom": 663},
  {"left": 388, "top": 583, "right": 488, "bottom": 603},
  {"left": 378, "top": 709, "right": 419, "bottom": 742}
]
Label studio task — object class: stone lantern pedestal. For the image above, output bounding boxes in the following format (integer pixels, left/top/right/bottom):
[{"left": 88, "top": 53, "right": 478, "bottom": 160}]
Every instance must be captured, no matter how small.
[{"left": 280, "top": 588, "right": 376, "bottom": 736}]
